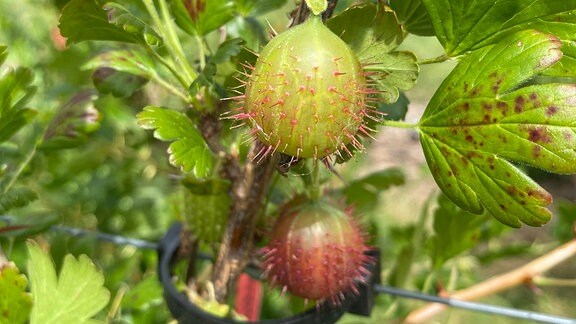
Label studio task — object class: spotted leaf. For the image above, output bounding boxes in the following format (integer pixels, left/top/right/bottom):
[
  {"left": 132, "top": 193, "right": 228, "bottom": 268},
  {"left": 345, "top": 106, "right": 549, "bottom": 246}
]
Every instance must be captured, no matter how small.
[{"left": 419, "top": 30, "right": 576, "bottom": 227}]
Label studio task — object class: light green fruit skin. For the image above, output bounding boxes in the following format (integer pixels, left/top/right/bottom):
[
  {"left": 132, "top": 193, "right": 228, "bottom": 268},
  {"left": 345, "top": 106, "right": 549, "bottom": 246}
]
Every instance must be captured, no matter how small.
[{"left": 244, "top": 16, "right": 366, "bottom": 159}]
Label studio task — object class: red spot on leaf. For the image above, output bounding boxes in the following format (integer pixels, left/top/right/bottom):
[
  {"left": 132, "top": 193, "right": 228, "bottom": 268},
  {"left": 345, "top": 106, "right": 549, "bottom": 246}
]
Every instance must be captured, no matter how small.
[
  {"left": 546, "top": 106, "right": 559, "bottom": 117},
  {"left": 527, "top": 127, "right": 552, "bottom": 143},
  {"left": 515, "top": 96, "right": 525, "bottom": 113}
]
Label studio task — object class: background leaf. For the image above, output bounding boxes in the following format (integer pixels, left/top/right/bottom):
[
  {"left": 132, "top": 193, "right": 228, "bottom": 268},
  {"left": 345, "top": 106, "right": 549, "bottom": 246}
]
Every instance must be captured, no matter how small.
[
  {"left": 389, "top": 0, "right": 435, "bottom": 36},
  {"left": 341, "top": 167, "right": 405, "bottom": 211},
  {"left": 0, "top": 187, "right": 38, "bottom": 214},
  {"left": 0, "top": 65, "right": 37, "bottom": 143},
  {"left": 59, "top": 0, "right": 161, "bottom": 46},
  {"left": 419, "top": 30, "right": 575, "bottom": 227},
  {"left": 189, "top": 38, "right": 243, "bottom": 96},
  {"left": 60, "top": 0, "right": 139, "bottom": 44},
  {"left": 41, "top": 91, "right": 101, "bottom": 149},
  {"left": 0, "top": 263, "right": 32, "bottom": 324},
  {"left": 137, "top": 106, "right": 214, "bottom": 178},
  {"left": 422, "top": 0, "right": 576, "bottom": 56},
  {"left": 171, "top": 0, "right": 236, "bottom": 36},
  {"left": 27, "top": 241, "right": 110, "bottom": 324},
  {"left": 428, "top": 194, "right": 489, "bottom": 269},
  {"left": 235, "top": 0, "right": 287, "bottom": 17},
  {"left": 92, "top": 67, "right": 149, "bottom": 98},
  {"left": 83, "top": 50, "right": 155, "bottom": 78}
]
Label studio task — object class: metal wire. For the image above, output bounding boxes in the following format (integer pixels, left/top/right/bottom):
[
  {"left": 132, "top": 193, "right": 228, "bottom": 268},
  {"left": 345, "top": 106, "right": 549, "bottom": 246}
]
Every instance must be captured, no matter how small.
[
  {"left": 1, "top": 216, "right": 575, "bottom": 323},
  {"left": 374, "top": 285, "right": 576, "bottom": 324}
]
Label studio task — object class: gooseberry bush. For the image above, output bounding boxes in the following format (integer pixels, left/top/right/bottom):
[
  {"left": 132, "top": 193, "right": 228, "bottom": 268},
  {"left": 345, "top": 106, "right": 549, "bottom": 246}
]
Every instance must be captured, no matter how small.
[{"left": 1, "top": 0, "right": 576, "bottom": 322}]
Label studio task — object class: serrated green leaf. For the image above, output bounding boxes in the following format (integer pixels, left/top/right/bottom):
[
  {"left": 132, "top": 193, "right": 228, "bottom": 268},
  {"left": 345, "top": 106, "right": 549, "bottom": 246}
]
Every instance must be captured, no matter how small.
[
  {"left": 0, "top": 65, "right": 37, "bottom": 143},
  {"left": 327, "top": 4, "right": 404, "bottom": 59},
  {"left": 0, "top": 187, "right": 37, "bottom": 214},
  {"left": 363, "top": 51, "right": 418, "bottom": 104},
  {"left": 171, "top": 0, "right": 236, "bottom": 36},
  {"left": 327, "top": 4, "right": 418, "bottom": 103},
  {"left": 0, "top": 263, "right": 32, "bottom": 324},
  {"left": 419, "top": 30, "right": 576, "bottom": 227},
  {"left": 27, "top": 241, "right": 110, "bottom": 324},
  {"left": 422, "top": 0, "right": 576, "bottom": 56},
  {"left": 389, "top": 0, "right": 435, "bottom": 36},
  {"left": 342, "top": 167, "right": 405, "bottom": 211},
  {"left": 60, "top": 0, "right": 140, "bottom": 45},
  {"left": 429, "top": 194, "right": 489, "bottom": 269},
  {"left": 137, "top": 106, "right": 214, "bottom": 178}
]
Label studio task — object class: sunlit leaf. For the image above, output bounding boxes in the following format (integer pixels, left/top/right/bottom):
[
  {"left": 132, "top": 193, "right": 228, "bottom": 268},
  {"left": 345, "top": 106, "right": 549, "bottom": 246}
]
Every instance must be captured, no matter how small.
[
  {"left": 422, "top": 0, "right": 576, "bottom": 56},
  {"left": 137, "top": 106, "right": 214, "bottom": 178},
  {"left": 419, "top": 30, "right": 576, "bottom": 227},
  {"left": 27, "top": 241, "right": 110, "bottom": 324},
  {"left": 389, "top": 0, "right": 435, "bottom": 36},
  {"left": 0, "top": 263, "right": 32, "bottom": 324},
  {"left": 428, "top": 194, "right": 489, "bottom": 269}
]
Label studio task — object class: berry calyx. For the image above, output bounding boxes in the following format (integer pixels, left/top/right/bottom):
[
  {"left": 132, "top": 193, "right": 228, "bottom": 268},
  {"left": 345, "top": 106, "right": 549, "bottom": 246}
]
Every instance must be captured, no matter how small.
[
  {"left": 238, "top": 15, "right": 369, "bottom": 160},
  {"left": 262, "top": 197, "right": 371, "bottom": 304}
]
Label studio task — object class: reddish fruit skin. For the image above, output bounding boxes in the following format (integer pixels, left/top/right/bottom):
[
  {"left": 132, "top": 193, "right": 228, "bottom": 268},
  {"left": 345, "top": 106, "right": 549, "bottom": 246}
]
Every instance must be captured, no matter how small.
[
  {"left": 263, "top": 198, "right": 370, "bottom": 303},
  {"left": 244, "top": 16, "right": 367, "bottom": 159}
]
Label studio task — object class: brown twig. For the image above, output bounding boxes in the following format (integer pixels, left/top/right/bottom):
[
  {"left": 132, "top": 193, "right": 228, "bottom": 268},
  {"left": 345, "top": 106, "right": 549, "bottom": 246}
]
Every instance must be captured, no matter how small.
[
  {"left": 404, "top": 239, "right": 576, "bottom": 323},
  {"left": 211, "top": 147, "right": 279, "bottom": 301}
]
